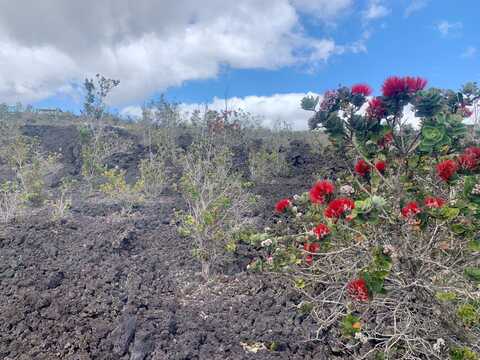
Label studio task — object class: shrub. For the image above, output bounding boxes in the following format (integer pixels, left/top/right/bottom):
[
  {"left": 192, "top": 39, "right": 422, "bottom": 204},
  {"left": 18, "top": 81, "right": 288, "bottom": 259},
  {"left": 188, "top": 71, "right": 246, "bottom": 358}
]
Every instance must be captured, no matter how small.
[
  {"left": 177, "top": 140, "right": 254, "bottom": 280},
  {"left": 451, "top": 347, "right": 479, "bottom": 360},
  {"left": 248, "top": 147, "right": 289, "bottom": 183},
  {"left": 47, "top": 178, "right": 75, "bottom": 221},
  {"left": 80, "top": 126, "right": 133, "bottom": 181},
  {"left": 0, "top": 134, "right": 60, "bottom": 206},
  {"left": 248, "top": 77, "right": 480, "bottom": 358},
  {"left": 0, "top": 181, "right": 21, "bottom": 223},
  {"left": 134, "top": 154, "right": 167, "bottom": 196},
  {"left": 100, "top": 167, "right": 143, "bottom": 212}
]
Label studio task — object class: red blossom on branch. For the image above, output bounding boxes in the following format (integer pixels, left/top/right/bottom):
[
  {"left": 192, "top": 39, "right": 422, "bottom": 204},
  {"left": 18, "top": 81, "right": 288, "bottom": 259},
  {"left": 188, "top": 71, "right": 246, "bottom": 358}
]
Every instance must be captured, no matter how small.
[
  {"left": 457, "top": 153, "right": 478, "bottom": 170},
  {"left": 355, "top": 159, "right": 371, "bottom": 177},
  {"left": 309, "top": 180, "right": 335, "bottom": 204},
  {"left": 347, "top": 278, "right": 369, "bottom": 302},
  {"left": 313, "top": 223, "right": 330, "bottom": 239},
  {"left": 401, "top": 201, "right": 421, "bottom": 218},
  {"left": 304, "top": 242, "right": 320, "bottom": 265},
  {"left": 436, "top": 159, "right": 458, "bottom": 182},
  {"left": 378, "top": 131, "right": 394, "bottom": 148},
  {"left": 324, "top": 198, "right": 355, "bottom": 219},
  {"left": 405, "top": 76, "right": 427, "bottom": 93},
  {"left": 424, "top": 197, "right": 446, "bottom": 209},
  {"left": 382, "top": 76, "right": 427, "bottom": 97},
  {"left": 351, "top": 83, "right": 372, "bottom": 96},
  {"left": 275, "top": 198, "right": 291, "bottom": 213},
  {"left": 366, "top": 98, "right": 386, "bottom": 120},
  {"left": 375, "top": 160, "right": 387, "bottom": 173},
  {"left": 382, "top": 76, "right": 407, "bottom": 97},
  {"left": 464, "top": 146, "right": 480, "bottom": 160}
]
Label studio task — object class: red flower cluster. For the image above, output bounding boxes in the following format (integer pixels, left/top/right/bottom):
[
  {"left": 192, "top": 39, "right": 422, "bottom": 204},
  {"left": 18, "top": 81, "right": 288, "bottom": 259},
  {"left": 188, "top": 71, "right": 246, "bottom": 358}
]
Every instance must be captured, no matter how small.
[
  {"left": 309, "top": 180, "right": 335, "bottom": 204},
  {"left": 382, "top": 76, "right": 427, "bottom": 97},
  {"left": 304, "top": 242, "right": 320, "bottom": 265},
  {"left": 401, "top": 201, "right": 421, "bottom": 218},
  {"left": 275, "top": 198, "right": 291, "bottom": 213},
  {"left": 378, "top": 131, "right": 394, "bottom": 148},
  {"left": 354, "top": 159, "right": 371, "bottom": 177},
  {"left": 382, "top": 76, "right": 407, "bottom": 97},
  {"left": 465, "top": 146, "right": 480, "bottom": 158},
  {"left": 436, "top": 159, "right": 458, "bottom": 182},
  {"left": 351, "top": 83, "right": 372, "bottom": 96},
  {"left": 320, "top": 90, "right": 338, "bottom": 112},
  {"left": 424, "top": 197, "right": 446, "bottom": 208},
  {"left": 324, "top": 198, "right": 355, "bottom": 219},
  {"left": 347, "top": 278, "right": 369, "bottom": 302},
  {"left": 458, "top": 153, "right": 477, "bottom": 170},
  {"left": 457, "top": 146, "right": 480, "bottom": 171},
  {"left": 405, "top": 76, "right": 428, "bottom": 93},
  {"left": 313, "top": 223, "right": 330, "bottom": 239},
  {"left": 375, "top": 160, "right": 387, "bottom": 173},
  {"left": 366, "top": 98, "right": 386, "bottom": 120}
]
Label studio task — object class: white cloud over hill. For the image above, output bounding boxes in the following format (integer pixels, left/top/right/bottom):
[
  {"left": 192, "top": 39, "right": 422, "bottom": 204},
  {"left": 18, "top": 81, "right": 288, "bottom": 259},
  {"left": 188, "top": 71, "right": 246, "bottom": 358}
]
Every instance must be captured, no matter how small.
[{"left": 0, "top": 0, "right": 362, "bottom": 105}]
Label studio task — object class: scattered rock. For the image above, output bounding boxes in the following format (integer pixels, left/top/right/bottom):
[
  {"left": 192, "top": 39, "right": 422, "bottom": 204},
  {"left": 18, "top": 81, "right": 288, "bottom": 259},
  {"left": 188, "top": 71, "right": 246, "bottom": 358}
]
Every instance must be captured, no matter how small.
[
  {"left": 46, "top": 271, "right": 64, "bottom": 289},
  {"left": 112, "top": 314, "right": 137, "bottom": 356}
]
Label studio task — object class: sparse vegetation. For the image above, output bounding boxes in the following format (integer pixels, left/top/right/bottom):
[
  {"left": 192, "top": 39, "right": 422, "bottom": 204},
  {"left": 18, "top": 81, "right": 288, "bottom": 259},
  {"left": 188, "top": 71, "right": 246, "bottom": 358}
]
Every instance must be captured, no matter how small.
[
  {"left": 177, "top": 139, "right": 254, "bottom": 280},
  {"left": 0, "top": 74, "right": 478, "bottom": 359},
  {"left": 247, "top": 77, "right": 480, "bottom": 358}
]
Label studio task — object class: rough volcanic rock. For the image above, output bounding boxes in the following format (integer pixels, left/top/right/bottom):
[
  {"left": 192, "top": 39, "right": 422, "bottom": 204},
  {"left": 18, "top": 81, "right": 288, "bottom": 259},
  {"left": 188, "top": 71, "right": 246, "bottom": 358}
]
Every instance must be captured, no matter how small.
[{"left": 21, "top": 124, "right": 83, "bottom": 176}]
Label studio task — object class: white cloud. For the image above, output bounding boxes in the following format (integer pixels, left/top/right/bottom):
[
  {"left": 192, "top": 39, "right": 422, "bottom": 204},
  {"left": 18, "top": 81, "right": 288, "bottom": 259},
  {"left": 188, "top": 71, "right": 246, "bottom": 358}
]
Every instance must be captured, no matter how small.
[
  {"left": 0, "top": 0, "right": 360, "bottom": 106},
  {"left": 461, "top": 46, "right": 477, "bottom": 59},
  {"left": 362, "top": 0, "right": 390, "bottom": 22},
  {"left": 292, "top": 0, "right": 353, "bottom": 20},
  {"left": 404, "top": 0, "right": 428, "bottom": 17},
  {"left": 121, "top": 92, "right": 320, "bottom": 130},
  {"left": 436, "top": 20, "right": 463, "bottom": 37},
  {"left": 120, "top": 105, "right": 144, "bottom": 119},
  {"left": 121, "top": 91, "right": 435, "bottom": 131}
]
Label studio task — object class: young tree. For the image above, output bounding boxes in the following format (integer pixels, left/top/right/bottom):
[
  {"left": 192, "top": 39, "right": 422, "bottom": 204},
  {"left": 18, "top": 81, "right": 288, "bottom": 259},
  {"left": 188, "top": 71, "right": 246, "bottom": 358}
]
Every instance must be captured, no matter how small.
[{"left": 82, "top": 73, "right": 120, "bottom": 122}]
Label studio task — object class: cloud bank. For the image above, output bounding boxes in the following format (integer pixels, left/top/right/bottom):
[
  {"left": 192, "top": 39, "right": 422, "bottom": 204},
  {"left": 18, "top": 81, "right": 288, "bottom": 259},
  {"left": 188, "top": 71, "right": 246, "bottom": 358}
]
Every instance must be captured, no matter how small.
[{"left": 0, "top": 0, "right": 362, "bottom": 105}]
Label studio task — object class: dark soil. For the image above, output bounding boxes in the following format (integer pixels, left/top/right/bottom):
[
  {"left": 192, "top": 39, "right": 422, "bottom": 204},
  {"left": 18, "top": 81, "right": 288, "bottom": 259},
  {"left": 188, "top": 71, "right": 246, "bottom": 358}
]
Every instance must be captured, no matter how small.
[
  {"left": 0, "top": 127, "right": 342, "bottom": 359},
  {"left": 0, "top": 196, "right": 337, "bottom": 360}
]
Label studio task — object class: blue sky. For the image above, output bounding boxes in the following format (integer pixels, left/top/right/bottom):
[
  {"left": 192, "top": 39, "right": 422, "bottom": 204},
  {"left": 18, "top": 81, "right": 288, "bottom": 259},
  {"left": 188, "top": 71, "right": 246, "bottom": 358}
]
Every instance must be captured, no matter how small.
[
  {"left": 165, "top": 1, "right": 479, "bottom": 104},
  {"left": 0, "top": 0, "right": 477, "bottom": 127}
]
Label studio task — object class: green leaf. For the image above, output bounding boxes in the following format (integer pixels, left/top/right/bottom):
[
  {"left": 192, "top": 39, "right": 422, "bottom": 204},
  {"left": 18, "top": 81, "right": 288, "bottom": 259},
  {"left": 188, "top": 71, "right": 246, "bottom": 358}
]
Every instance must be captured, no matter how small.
[
  {"left": 468, "top": 238, "right": 480, "bottom": 252},
  {"left": 422, "top": 125, "right": 445, "bottom": 142},
  {"left": 440, "top": 207, "right": 460, "bottom": 220},
  {"left": 451, "top": 223, "right": 467, "bottom": 235},
  {"left": 465, "top": 267, "right": 480, "bottom": 282}
]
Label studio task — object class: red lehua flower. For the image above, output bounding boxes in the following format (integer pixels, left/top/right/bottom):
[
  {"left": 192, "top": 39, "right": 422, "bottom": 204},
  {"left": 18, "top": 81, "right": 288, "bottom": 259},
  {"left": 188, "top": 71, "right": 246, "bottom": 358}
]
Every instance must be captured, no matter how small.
[
  {"left": 464, "top": 146, "right": 480, "bottom": 159},
  {"left": 405, "top": 76, "right": 427, "bottom": 93},
  {"left": 304, "top": 242, "right": 320, "bottom": 265},
  {"left": 366, "top": 98, "right": 385, "bottom": 120},
  {"left": 436, "top": 159, "right": 458, "bottom": 182},
  {"left": 351, "top": 83, "right": 372, "bottom": 96},
  {"left": 305, "top": 254, "right": 313, "bottom": 265},
  {"left": 378, "top": 131, "right": 394, "bottom": 148},
  {"left": 324, "top": 198, "right": 355, "bottom": 219},
  {"left": 458, "top": 153, "right": 478, "bottom": 170},
  {"left": 275, "top": 198, "right": 291, "bottom": 213},
  {"left": 355, "top": 159, "right": 371, "bottom": 177},
  {"left": 382, "top": 76, "right": 407, "bottom": 97},
  {"left": 309, "top": 180, "right": 335, "bottom": 204},
  {"left": 424, "top": 197, "right": 446, "bottom": 209},
  {"left": 401, "top": 201, "right": 421, "bottom": 218},
  {"left": 303, "top": 242, "right": 320, "bottom": 253},
  {"left": 313, "top": 223, "right": 330, "bottom": 239},
  {"left": 347, "top": 278, "right": 369, "bottom": 302},
  {"left": 375, "top": 160, "right": 387, "bottom": 173}
]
